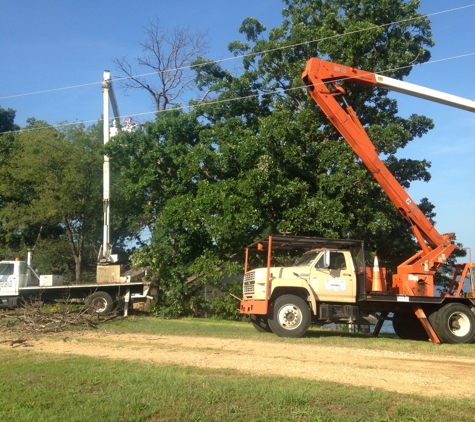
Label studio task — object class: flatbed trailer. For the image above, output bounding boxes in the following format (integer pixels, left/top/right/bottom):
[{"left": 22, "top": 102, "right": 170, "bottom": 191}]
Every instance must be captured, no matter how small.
[{"left": 0, "top": 259, "right": 150, "bottom": 315}]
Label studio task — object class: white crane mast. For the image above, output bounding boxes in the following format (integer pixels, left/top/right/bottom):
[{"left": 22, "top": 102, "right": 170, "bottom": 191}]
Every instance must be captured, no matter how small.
[
  {"left": 373, "top": 74, "right": 475, "bottom": 113},
  {"left": 100, "top": 70, "right": 121, "bottom": 262}
]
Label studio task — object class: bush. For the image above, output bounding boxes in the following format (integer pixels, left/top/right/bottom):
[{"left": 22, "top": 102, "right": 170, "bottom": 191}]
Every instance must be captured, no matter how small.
[
  {"left": 208, "top": 281, "right": 242, "bottom": 321},
  {"left": 149, "top": 283, "right": 190, "bottom": 318},
  {"left": 148, "top": 280, "right": 243, "bottom": 321}
]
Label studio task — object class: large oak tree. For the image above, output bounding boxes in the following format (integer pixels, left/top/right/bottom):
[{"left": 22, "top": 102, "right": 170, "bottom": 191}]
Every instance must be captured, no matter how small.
[{"left": 108, "top": 0, "right": 440, "bottom": 314}]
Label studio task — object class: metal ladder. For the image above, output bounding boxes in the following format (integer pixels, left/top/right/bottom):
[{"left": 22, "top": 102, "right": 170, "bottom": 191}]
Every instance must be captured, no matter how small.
[{"left": 447, "top": 263, "right": 475, "bottom": 297}]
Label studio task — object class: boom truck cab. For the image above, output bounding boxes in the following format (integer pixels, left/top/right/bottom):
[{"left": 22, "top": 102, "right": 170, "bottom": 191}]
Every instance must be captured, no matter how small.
[
  {"left": 240, "top": 59, "right": 475, "bottom": 344},
  {"left": 242, "top": 236, "right": 382, "bottom": 337}
]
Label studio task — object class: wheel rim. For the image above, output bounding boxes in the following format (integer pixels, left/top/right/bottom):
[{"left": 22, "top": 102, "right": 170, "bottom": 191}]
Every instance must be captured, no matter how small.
[
  {"left": 276, "top": 304, "right": 303, "bottom": 330},
  {"left": 446, "top": 311, "right": 471, "bottom": 337},
  {"left": 91, "top": 298, "right": 107, "bottom": 313}
]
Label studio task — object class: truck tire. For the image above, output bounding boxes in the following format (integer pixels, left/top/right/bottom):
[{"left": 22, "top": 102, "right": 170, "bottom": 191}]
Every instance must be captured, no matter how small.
[
  {"left": 86, "top": 291, "right": 114, "bottom": 315},
  {"left": 392, "top": 312, "right": 428, "bottom": 341},
  {"left": 268, "top": 294, "right": 311, "bottom": 338},
  {"left": 430, "top": 303, "right": 475, "bottom": 344},
  {"left": 428, "top": 310, "right": 441, "bottom": 337},
  {"left": 250, "top": 314, "right": 272, "bottom": 333}
]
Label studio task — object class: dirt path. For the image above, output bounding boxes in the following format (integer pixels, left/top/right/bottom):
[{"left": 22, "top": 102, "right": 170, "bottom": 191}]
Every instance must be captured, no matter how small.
[{"left": 2, "top": 330, "right": 474, "bottom": 398}]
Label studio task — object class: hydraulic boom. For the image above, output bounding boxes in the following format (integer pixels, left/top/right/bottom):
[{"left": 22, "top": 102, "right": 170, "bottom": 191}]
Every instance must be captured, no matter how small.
[{"left": 302, "top": 58, "right": 474, "bottom": 297}]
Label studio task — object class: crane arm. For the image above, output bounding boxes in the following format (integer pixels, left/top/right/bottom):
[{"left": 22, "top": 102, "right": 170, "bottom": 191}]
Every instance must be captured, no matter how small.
[
  {"left": 102, "top": 70, "right": 121, "bottom": 128},
  {"left": 370, "top": 74, "right": 475, "bottom": 113},
  {"left": 99, "top": 71, "right": 121, "bottom": 263},
  {"left": 301, "top": 58, "right": 471, "bottom": 296}
]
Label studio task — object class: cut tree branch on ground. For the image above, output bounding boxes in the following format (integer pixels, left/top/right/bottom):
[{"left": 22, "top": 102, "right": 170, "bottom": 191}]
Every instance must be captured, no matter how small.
[{"left": 0, "top": 295, "right": 121, "bottom": 336}]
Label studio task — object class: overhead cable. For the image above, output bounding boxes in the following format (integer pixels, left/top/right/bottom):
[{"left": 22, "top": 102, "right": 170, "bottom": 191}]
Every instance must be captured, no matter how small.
[
  {"left": 1, "top": 3, "right": 474, "bottom": 101},
  {"left": 2, "top": 51, "right": 474, "bottom": 136}
]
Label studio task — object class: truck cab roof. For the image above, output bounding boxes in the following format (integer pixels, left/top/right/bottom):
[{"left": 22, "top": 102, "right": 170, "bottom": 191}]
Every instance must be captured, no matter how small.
[{"left": 246, "top": 235, "right": 363, "bottom": 251}]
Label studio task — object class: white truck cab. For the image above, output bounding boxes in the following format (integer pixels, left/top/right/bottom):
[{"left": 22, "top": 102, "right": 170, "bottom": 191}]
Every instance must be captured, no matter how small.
[{"left": 0, "top": 259, "right": 40, "bottom": 296}]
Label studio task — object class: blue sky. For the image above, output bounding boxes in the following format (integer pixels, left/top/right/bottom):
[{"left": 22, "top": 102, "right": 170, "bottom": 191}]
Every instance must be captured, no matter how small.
[{"left": 1, "top": 1, "right": 475, "bottom": 255}]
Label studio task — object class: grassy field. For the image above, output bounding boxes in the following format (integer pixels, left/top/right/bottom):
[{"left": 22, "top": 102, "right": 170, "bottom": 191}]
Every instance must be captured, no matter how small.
[{"left": 1, "top": 317, "right": 475, "bottom": 421}]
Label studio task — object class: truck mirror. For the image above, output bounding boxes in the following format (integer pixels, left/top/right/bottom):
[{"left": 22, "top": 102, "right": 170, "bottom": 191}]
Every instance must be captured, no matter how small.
[{"left": 323, "top": 250, "right": 330, "bottom": 268}]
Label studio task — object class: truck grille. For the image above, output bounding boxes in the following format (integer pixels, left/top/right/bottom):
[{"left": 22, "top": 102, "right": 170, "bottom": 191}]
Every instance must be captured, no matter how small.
[
  {"left": 243, "top": 272, "right": 255, "bottom": 295},
  {"left": 243, "top": 284, "right": 255, "bottom": 295},
  {"left": 244, "top": 272, "right": 255, "bottom": 283}
]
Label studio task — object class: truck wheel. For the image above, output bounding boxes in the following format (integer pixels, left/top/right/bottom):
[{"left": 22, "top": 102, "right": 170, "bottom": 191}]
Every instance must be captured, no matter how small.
[
  {"left": 86, "top": 291, "right": 114, "bottom": 315},
  {"left": 428, "top": 310, "right": 441, "bottom": 337},
  {"left": 268, "top": 294, "right": 310, "bottom": 338},
  {"left": 250, "top": 314, "right": 272, "bottom": 333},
  {"left": 392, "top": 312, "right": 428, "bottom": 341},
  {"left": 432, "top": 303, "right": 475, "bottom": 344}
]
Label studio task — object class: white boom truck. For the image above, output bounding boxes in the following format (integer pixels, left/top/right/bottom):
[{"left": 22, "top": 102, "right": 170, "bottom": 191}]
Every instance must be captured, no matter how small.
[
  {"left": 0, "top": 258, "right": 150, "bottom": 315},
  {"left": 0, "top": 71, "right": 151, "bottom": 315}
]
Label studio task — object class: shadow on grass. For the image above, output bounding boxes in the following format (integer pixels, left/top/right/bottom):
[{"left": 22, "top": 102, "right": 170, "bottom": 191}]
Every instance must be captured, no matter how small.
[{"left": 305, "top": 326, "right": 399, "bottom": 341}]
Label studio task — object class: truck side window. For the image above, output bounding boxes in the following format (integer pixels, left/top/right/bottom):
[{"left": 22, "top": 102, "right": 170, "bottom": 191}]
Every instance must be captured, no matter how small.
[
  {"left": 20, "top": 262, "right": 28, "bottom": 275},
  {"left": 329, "top": 252, "right": 346, "bottom": 270},
  {"left": 314, "top": 256, "right": 324, "bottom": 268}
]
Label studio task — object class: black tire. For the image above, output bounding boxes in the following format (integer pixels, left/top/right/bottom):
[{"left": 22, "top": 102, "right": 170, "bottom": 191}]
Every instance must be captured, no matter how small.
[
  {"left": 431, "top": 303, "right": 475, "bottom": 344},
  {"left": 268, "top": 294, "right": 311, "bottom": 338},
  {"left": 428, "top": 310, "right": 441, "bottom": 337},
  {"left": 250, "top": 314, "right": 273, "bottom": 333},
  {"left": 392, "top": 312, "right": 428, "bottom": 341},
  {"left": 86, "top": 291, "right": 114, "bottom": 315}
]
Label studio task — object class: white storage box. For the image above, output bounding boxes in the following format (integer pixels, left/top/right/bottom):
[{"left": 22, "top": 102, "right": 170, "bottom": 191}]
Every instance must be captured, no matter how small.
[{"left": 40, "top": 275, "right": 64, "bottom": 286}]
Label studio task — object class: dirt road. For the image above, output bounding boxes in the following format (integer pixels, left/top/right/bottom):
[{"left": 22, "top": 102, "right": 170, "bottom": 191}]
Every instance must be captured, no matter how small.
[{"left": 2, "top": 330, "right": 474, "bottom": 398}]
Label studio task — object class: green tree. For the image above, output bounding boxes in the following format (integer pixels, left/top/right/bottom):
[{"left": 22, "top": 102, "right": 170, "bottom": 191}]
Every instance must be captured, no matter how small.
[
  {"left": 0, "top": 120, "right": 104, "bottom": 281},
  {"left": 215, "top": 0, "right": 434, "bottom": 269},
  {"left": 0, "top": 106, "right": 20, "bottom": 134},
  {"left": 108, "top": 0, "right": 440, "bottom": 313}
]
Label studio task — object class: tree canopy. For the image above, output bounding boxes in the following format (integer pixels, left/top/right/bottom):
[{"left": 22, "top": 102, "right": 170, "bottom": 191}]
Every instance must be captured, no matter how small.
[
  {"left": 0, "top": 118, "right": 137, "bottom": 281},
  {"left": 106, "top": 0, "right": 439, "bottom": 314}
]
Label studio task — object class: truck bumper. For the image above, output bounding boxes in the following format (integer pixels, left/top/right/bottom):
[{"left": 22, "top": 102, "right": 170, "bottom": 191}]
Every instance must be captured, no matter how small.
[
  {"left": 0, "top": 296, "right": 18, "bottom": 309},
  {"left": 240, "top": 299, "right": 268, "bottom": 315}
]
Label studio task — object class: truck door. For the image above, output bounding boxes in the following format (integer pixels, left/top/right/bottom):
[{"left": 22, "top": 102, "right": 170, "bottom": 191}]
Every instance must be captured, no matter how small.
[
  {"left": 0, "top": 262, "right": 19, "bottom": 296},
  {"left": 18, "top": 261, "right": 30, "bottom": 287},
  {"left": 309, "top": 251, "right": 356, "bottom": 303}
]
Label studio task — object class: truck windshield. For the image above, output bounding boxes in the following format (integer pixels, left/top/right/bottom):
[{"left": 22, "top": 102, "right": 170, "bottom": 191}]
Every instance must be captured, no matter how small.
[
  {"left": 0, "top": 263, "right": 14, "bottom": 276},
  {"left": 294, "top": 250, "right": 322, "bottom": 267}
]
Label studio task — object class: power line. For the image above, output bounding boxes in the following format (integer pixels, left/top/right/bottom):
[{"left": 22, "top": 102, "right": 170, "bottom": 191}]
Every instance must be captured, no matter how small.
[
  {"left": 2, "top": 51, "right": 474, "bottom": 136},
  {"left": 1, "top": 3, "right": 474, "bottom": 102}
]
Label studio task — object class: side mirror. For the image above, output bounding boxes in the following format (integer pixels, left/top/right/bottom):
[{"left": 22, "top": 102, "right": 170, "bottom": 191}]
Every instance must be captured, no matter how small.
[{"left": 323, "top": 249, "right": 330, "bottom": 268}]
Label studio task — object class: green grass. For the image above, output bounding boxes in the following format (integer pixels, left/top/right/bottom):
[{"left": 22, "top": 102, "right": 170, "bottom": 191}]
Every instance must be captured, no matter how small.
[
  {"left": 1, "top": 316, "right": 475, "bottom": 421},
  {"left": 1, "top": 348, "right": 474, "bottom": 422}
]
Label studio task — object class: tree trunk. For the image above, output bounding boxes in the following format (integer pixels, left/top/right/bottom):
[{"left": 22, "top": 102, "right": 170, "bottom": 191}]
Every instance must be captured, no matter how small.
[{"left": 63, "top": 215, "right": 85, "bottom": 283}]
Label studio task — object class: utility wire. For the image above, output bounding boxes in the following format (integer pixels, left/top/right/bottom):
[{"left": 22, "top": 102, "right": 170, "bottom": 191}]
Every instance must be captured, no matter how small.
[
  {"left": 2, "top": 51, "right": 474, "bottom": 136},
  {"left": 1, "top": 3, "right": 474, "bottom": 101}
]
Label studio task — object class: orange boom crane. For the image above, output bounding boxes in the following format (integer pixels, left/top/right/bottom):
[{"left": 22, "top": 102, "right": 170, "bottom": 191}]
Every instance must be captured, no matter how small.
[
  {"left": 238, "top": 59, "right": 475, "bottom": 344},
  {"left": 301, "top": 58, "right": 475, "bottom": 299}
]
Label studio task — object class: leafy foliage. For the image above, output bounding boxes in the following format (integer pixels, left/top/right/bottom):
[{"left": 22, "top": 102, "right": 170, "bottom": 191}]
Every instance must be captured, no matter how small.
[
  {"left": 208, "top": 281, "right": 243, "bottom": 321},
  {"left": 0, "top": 106, "right": 19, "bottom": 134},
  {"left": 0, "top": 120, "right": 104, "bottom": 280},
  {"left": 107, "top": 1, "right": 442, "bottom": 316},
  {"left": 0, "top": 3, "right": 450, "bottom": 320}
]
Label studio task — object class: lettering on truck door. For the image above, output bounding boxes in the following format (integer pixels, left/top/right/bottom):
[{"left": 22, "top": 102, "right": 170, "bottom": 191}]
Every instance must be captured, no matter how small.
[
  {"left": 310, "top": 251, "right": 356, "bottom": 302},
  {"left": 0, "top": 262, "right": 18, "bottom": 296}
]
